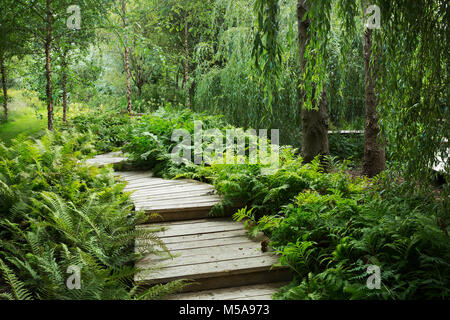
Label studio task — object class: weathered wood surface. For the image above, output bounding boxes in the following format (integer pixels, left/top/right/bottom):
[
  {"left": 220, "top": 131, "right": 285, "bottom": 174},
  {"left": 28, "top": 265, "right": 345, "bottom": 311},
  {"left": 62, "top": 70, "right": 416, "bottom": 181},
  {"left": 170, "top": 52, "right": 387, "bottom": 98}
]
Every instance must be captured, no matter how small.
[
  {"left": 86, "top": 153, "right": 292, "bottom": 299},
  {"left": 134, "top": 218, "right": 289, "bottom": 292},
  {"left": 168, "top": 282, "right": 287, "bottom": 300},
  {"left": 114, "top": 171, "right": 220, "bottom": 221},
  {"left": 85, "top": 151, "right": 127, "bottom": 167}
]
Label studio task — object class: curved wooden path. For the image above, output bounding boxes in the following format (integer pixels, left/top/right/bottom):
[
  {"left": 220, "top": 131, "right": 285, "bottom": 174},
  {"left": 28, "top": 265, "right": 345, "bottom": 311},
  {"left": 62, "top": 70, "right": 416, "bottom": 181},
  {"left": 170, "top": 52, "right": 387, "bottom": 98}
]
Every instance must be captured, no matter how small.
[{"left": 88, "top": 153, "right": 291, "bottom": 300}]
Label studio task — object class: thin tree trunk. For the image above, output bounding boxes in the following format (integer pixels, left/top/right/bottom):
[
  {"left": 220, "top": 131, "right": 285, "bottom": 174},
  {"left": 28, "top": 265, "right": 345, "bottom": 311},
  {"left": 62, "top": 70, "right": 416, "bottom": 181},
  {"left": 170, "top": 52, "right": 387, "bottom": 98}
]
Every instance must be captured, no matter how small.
[
  {"left": 61, "top": 48, "right": 68, "bottom": 123},
  {"left": 1, "top": 56, "right": 8, "bottom": 121},
  {"left": 184, "top": 10, "right": 191, "bottom": 109},
  {"left": 297, "top": 0, "right": 329, "bottom": 163},
  {"left": 45, "top": 0, "right": 53, "bottom": 130},
  {"left": 362, "top": 19, "right": 386, "bottom": 177},
  {"left": 121, "top": 0, "right": 133, "bottom": 114}
]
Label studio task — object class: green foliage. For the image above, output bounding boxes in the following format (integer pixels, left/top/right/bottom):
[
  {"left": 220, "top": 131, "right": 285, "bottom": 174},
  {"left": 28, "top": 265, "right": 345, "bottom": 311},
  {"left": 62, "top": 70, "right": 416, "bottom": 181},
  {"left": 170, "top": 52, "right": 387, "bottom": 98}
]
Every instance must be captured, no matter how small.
[
  {"left": 328, "top": 133, "right": 364, "bottom": 163},
  {"left": 0, "top": 129, "right": 185, "bottom": 299},
  {"left": 268, "top": 180, "right": 449, "bottom": 300},
  {"left": 69, "top": 110, "right": 137, "bottom": 153}
]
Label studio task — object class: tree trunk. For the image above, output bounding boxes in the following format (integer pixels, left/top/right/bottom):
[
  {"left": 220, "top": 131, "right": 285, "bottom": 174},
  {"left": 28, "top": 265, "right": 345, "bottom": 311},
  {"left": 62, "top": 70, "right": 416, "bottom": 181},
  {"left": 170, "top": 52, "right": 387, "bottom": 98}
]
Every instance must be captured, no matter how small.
[
  {"left": 184, "top": 11, "right": 191, "bottom": 109},
  {"left": 61, "top": 48, "right": 68, "bottom": 123},
  {"left": 45, "top": 0, "right": 53, "bottom": 131},
  {"left": 297, "top": 0, "right": 329, "bottom": 163},
  {"left": 136, "top": 83, "right": 142, "bottom": 98},
  {"left": 362, "top": 22, "right": 386, "bottom": 177},
  {"left": 121, "top": 0, "right": 133, "bottom": 114},
  {"left": 1, "top": 56, "right": 8, "bottom": 121}
]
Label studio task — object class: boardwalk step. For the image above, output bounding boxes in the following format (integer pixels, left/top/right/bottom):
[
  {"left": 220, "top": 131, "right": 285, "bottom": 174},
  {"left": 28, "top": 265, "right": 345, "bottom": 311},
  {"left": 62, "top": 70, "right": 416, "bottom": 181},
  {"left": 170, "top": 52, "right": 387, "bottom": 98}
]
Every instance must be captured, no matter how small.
[
  {"left": 85, "top": 151, "right": 127, "bottom": 167},
  {"left": 135, "top": 219, "right": 291, "bottom": 293},
  {"left": 115, "top": 171, "right": 222, "bottom": 222},
  {"left": 86, "top": 154, "right": 291, "bottom": 298},
  {"left": 168, "top": 282, "right": 288, "bottom": 300}
]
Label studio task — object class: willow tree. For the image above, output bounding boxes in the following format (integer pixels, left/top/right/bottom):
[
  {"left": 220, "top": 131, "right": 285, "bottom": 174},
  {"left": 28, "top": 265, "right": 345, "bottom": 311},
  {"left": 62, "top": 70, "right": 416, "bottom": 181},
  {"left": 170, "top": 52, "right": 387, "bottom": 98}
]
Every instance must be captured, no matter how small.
[
  {"left": 297, "top": 0, "right": 329, "bottom": 163},
  {"left": 254, "top": 0, "right": 330, "bottom": 162},
  {"left": 361, "top": 1, "right": 385, "bottom": 177},
  {"left": 374, "top": 0, "right": 448, "bottom": 185},
  {"left": 256, "top": 0, "right": 448, "bottom": 185}
]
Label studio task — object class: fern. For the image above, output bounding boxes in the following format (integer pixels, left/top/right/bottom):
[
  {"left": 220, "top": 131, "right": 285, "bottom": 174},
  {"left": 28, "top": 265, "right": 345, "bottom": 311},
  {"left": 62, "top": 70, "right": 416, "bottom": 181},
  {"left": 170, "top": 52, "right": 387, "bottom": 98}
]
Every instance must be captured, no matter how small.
[{"left": 0, "top": 259, "right": 33, "bottom": 300}]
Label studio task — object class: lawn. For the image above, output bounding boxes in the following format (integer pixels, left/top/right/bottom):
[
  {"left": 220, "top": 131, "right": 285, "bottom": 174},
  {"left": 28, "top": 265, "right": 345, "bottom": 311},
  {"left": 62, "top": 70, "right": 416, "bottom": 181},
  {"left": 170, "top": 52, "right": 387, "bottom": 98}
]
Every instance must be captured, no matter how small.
[{"left": 0, "top": 89, "right": 46, "bottom": 145}]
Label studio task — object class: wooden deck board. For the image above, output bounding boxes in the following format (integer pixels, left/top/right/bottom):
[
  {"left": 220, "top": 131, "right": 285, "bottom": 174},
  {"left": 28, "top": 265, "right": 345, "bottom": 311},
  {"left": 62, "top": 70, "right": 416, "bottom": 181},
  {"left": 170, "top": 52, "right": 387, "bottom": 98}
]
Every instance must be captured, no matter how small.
[
  {"left": 135, "top": 218, "right": 290, "bottom": 292},
  {"left": 136, "top": 255, "right": 281, "bottom": 283},
  {"left": 85, "top": 152, "right": 127, "bottom": 167},
  {"left": 116, "top": 171, "right": 221, "bottom": 218},
  {"left": 86, "top": 156, "right": 290, "bottom": 298},
  {"left": 169, "top": 282, "right": 286, "bottom": 300}
]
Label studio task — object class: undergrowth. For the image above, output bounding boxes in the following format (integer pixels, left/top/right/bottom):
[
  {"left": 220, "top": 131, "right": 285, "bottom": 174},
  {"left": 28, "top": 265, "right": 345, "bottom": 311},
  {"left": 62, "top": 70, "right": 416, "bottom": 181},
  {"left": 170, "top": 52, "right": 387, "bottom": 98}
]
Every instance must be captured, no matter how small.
[
  {"left": 65, "top": 106, "right": 449, "bottom": 300},
  {"left": 0, "top": 129, "right": 186, "bottom": 299}
]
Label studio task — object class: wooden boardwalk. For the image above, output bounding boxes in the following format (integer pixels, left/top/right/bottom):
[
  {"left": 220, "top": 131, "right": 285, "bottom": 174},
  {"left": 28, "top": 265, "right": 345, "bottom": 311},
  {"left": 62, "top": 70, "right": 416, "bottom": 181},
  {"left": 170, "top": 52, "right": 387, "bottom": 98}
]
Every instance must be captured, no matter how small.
[{"left": 88, "top": 153, "right": 291, "bottom": 299}]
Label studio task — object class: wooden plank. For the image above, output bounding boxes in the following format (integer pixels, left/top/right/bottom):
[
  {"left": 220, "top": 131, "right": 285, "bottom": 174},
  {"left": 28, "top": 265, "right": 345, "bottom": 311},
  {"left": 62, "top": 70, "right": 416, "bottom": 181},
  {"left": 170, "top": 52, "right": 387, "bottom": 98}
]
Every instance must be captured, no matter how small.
[
  {"left": 150, "top": 222, "right": 244, "bottom": 238},
  {"left": 131, "top": 192, "right": 217, "bottom": 204},
  {"left": 116, "top": 174, "right": 157, "bottom": 182},
  {"left": 86, "top": 152, "right": 127, "bottom": 167},
  {"left": 124, "top": 179, "right": 188, "bottom": 189},
  {"left": 234, "top": 294, "right": 273, "bottom": 300},
  {"left": 121, "top": 176, "right": 167, "bottom": 184},
  {"left": 131, "top": 190, "right": 219, "bottom": 201},
  {"left": 123, "top": 176, "right": 204, "bottom": 186},
  {"left": 143, "top": 209, "right": 213, "bottom": 223},
  {"left": 162, "top": 237, "right": 252, "bottom": 252},
  {"left": 136, "top": 255, "right": 281, "bottom": 283},
  {"left": 133, "top": 196, "right": 221, "bottom": 208},
  {"left": 136, "top": 229, "right": 248, "bottom": 247},
  {"left": 140, "top": 243, "right": 267, "bottom": 267},
  {"left": 176, "top": 269, "right": 291, "bottom": 293},
  {"left": 115, "top": 171, "right": 153, "bottom": 178},
  {"left": 138, "top": 201, "right": 219, "bottom": 212},
  {"left": 127, "top": 186, "right": 215, "bottom": 198},
  {"left": 129, "top": 185, "right": 216, "bottom": 199},
  {"left": 124, "top": 182, "right": 196, "bottom": 193},
  {"left": 141, "top": 218, "right": 240, "bottom": 231},
  {"left": 168, "top": 282, "right": 285, "bottom": 300},
  {"left": 129, "top": 186, "right": 215, "bottom": 198},
  {"left": 140, "top": 218, "right": 221, "bottom": 227},
  {"left": 129, "top": 182, "right": 214, "bottom": 192}
]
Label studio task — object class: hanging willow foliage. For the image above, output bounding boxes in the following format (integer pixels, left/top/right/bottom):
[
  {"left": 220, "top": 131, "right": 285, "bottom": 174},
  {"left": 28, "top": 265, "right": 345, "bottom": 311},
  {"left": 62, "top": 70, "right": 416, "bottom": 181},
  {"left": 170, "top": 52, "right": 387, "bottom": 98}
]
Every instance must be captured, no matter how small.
[
  {"left": 373, "top": 0, "right": 449, "bottom": 185},
  {"left": 254, "top": 0, "right": 448, "bottom": 186}
]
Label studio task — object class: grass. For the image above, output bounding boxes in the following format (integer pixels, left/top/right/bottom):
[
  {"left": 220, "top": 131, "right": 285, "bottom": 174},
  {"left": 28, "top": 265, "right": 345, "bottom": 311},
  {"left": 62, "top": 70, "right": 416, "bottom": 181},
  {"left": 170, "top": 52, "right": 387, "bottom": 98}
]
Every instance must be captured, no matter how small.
[{"left": 0, "top": 89, "right": 46, "bottom": 145}]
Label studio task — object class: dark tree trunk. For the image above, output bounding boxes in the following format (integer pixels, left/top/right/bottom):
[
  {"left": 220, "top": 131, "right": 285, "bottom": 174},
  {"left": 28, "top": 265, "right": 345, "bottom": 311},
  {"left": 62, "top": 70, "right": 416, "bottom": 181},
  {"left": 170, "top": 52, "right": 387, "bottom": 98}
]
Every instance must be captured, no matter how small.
[
  {"left": 121, "top": 0, "right": 133, "bottom": 114},
  {"left": 136, "top": 83, "right": 142, "bottom": 97},
  {"left": 184, "top": 11, "right": 191, "bottom": 109},
  {"left": 297, "top": 0, "right": 329, "bottom": 163},
  {"left": 45, "top": 0, "right": 54, "bottom": 130},
  {"left": 1, "top": 56, "right": 8, "bottom": 121},
  {"left": 61, "top": 48, "right": 68, "bottom": 123},
  {"left": 362, "top": 24, "right": 386, "bottom": 177}
]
